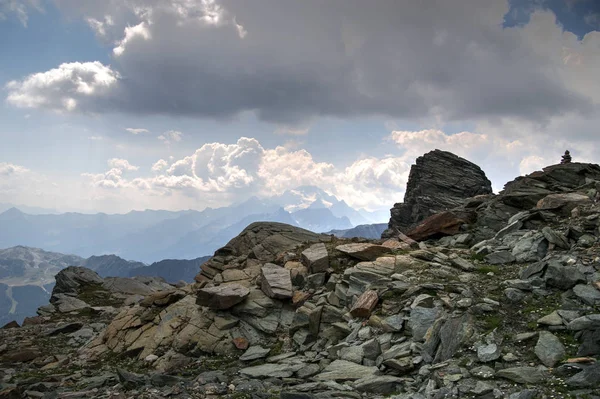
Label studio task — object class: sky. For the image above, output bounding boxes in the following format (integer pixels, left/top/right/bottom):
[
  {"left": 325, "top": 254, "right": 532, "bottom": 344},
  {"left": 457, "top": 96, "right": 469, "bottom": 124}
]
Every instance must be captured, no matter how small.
[{"left": 0, "top": 0, "right": 599, "bottom": 214}]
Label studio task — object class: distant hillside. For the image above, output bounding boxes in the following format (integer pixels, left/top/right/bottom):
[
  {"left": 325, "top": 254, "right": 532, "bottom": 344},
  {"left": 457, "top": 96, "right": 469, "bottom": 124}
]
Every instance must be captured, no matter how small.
[
  {"left": 327, "top": 223, "right": 388, "bottom": 239},
  {"left": 0, "top": 246, "right": 210, "bottom": 325},
  {"left": 1, "top": 186, "right": 388, "bottom": 262},
  {"left": 129, "top": 256, "right": 211, "bottom": 283}
]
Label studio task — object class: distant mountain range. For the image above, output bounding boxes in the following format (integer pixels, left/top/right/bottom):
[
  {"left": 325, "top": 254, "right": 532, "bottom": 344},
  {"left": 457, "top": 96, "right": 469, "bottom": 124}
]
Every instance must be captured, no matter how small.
[
  {"left": 0, "top": 246, "right": 210, "bottom": 325},
  {"left": 326, "top": 223, "right": 389, "bottom": 239},
  {"left": 0, "top": 186, "right": 388, "bottom": 263}
]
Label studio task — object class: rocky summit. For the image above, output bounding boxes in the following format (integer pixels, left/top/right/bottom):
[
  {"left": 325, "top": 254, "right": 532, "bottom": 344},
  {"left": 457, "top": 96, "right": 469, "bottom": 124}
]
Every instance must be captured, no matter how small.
[
  {"left": 1, "top": 156, "right": 600, "bottom": 398},
  {"left": 382, "top": 150, "right": 492, "bottom": 239}
]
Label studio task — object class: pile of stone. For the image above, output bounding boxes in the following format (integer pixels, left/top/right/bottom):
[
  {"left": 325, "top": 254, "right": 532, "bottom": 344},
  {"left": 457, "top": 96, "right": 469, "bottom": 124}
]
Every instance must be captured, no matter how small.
[{"left": 1, "top": 153, "right": 600, "bottom": 398}]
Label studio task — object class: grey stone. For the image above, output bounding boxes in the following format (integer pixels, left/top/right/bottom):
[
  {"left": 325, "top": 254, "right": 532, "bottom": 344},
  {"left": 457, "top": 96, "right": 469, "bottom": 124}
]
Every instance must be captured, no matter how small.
[
  {"left": 449, "top": 256, "right": 475, "bottom": 271},
  {"left": 382, "top": 314, "right": 404, "bottom": 332},
  {"left": 496, "top": 367, "right": 549, "bottom": 384},
  {"left": 573, "top": 284, "right": 600, "bottom": 306},
  {"left": 534, "top": 331, "right": 565, "bottom": 368},
  {"left": 485, "top": 251, "right": 516, "bottom": 265},
  {"left": 566, "top": 362, "right": 600, "bottom": 388},
  {"left": 52, "top": 294, "right": 90, "bottom": 313},
  {"left": 477, "top": 343, "right": 501, "bottom": 363},
  {"left": 260, "top": 263, "right": 293, "bottom": 299},
  {"left": 313, "top": 360, "right": 378, "bottom": 381},
  {"left": 508, "top": 390, "right": 538, "bottom": 399},
  {"left": 336, "top": 243, "right": 392, "bottom": 261},
  {"left": 339, "top": 346, "right": 364, "bottom": 364},
  {"left": 409, "top": 307, "right": 441, "bottom": 341},
  {"left": 504, "top": 288, "right": 526, "bottom": 303},
  {"left": 567, "top": 314, "right": 600, "bottom": 330},
  {"left": 240, "top": 363, "right": 304, "bottom": 378},
  {"left": 511, "top": 233, "right": 548, "bottom": 263},
  {"left": 196, "top": 284, "right": 250, "bottom": 309},
  {"left": 537, "top": 311, "right": 563, "bottom": 326},
  {"left": 541, "top": 226, "right": 570, "bottom": 249},
  {"left": 544, "top": 262, "right": 586, "bottom": 290},
  {"left": 239, "top": 346, "right": 271, "bottom": 361},
  {"left": 354, "top": 375, "right": 403, "bottom": 394},
  {"left": 301, "top": 243, "right": 329, "bottom": 273}
]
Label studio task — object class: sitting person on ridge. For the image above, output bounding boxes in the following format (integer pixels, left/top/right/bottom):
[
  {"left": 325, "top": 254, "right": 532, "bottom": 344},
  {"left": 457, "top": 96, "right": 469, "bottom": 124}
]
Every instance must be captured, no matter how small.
[{"left": 561, "top": 150, "right": 572, "bottom": 164}]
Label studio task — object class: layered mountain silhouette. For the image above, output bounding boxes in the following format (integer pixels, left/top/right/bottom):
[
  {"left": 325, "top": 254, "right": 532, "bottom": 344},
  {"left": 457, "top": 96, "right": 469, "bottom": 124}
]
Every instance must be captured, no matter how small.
[
  {"left": 0, "top": 246, "right": 211, "bottom": 325},
  {"left": 0, "top": 186, "right": 386, "bottom": 263}
]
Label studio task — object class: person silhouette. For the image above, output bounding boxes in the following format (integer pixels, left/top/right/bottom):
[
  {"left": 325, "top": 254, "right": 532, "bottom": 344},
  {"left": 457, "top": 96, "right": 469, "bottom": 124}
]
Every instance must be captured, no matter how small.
[{"left": 561, "top": 150, "right": 572, "bottom": 164}]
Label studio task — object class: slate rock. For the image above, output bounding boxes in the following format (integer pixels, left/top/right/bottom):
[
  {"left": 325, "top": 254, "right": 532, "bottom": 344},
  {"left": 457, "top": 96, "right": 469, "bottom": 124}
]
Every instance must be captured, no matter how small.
[
  {"left": 260, "top": 263, "right": 293, "bottom": 299},
  {"left": 239, "top": 346, "right": 271, "bottom": 361},
  {"left": 335, "top": 243, "right": 392, "bottom": 261},
  {"left": 313, "top": 360, "right": 378, "bottom": 381},
  {"left": 572, "top": 284, "right": 600, "bottom": 306},
  {"left": 382, "top": 149, "right": 492, "bottom": 238},
  {"left": 196, "top": 284, "right": 250, "bottom": 309},
  {"left": 485, "top": 251, "right": 515, "bottom": 265},
  {"left": 409, "top": 307, "right": 441, "bottom": 341},
  {"left": 354, "top": 375, "right": 403, "bottom": 394},
  {"left": 46, "top": 322, "right": 83, "bottom": 336},
  {"left": 301, "top": 243, "right": 329, "bottom": 273},
  {"left": 496, "top": 367, "right": 549, "bottom": 384},
  {"left": 477, "top": 343, "right": 501, "bottom": 363},
  {"left": 534, "top": 331, "right": 565, "bottom": 368}
]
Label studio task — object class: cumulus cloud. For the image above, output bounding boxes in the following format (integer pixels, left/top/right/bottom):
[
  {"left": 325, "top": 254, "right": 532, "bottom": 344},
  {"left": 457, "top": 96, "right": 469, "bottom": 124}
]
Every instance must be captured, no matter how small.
[
  {"left": 6, "top": 1, "right": 598, "bottom": 126},
  {"left": 151, "top": 159, "right": 168, "bottom": 172},
  {"left": 107, "top": 158, "right": 139, "bottom": 171},
  {"left": 5, "top": 61, "right": 119, "bottom": 113},
  {"left": 75, "top": 137, "right": 412, "bottom": 211},
  {"left": 0, "top": 162, "right": 29, "bottom": 176},
  {"left": 125, "top": 127, "right": 149, "bottom": 134}
]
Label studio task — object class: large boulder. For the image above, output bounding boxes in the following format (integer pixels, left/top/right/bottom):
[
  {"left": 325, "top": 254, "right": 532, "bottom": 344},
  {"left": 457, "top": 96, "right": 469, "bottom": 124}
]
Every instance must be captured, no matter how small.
[
  {"left": 499, "top": 163, "right": 600, "bottom": 210},
  {"left": 53, "top": 266, "right": 104, "bottom": 296},
  {"left": 196, "top": 284, "right": 250, "bottom": 309},
  {"left": 406, "top": 211, "right": 475, "bottom": 241},
  {"left": 382, "top": 150, "right": 492, "bottom": 238},
  {"left": 197, "top": 222, "right": 322, "bottom": 282}
]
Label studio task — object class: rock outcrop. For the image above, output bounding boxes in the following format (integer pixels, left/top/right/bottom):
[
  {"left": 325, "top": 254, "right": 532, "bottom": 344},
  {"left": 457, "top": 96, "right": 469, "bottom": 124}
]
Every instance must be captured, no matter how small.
[
  {"left": 382, "top": 149, "right": 492, "bottom": 238},
  {"left": 2, "top": 157, "right": 600, "bottom": 398}
]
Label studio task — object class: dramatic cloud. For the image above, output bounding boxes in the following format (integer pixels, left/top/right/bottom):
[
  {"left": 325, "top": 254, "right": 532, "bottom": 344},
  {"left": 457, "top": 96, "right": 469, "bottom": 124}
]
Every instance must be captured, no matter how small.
[
  {"left": 5, "top": 61, "right": 119, "bottom": 112},
  {"left": 75, "top": 137, "right": 411, "bottom": 211},
  {"left": 5, "top": 1, "right": 598, "bottom": 125}
]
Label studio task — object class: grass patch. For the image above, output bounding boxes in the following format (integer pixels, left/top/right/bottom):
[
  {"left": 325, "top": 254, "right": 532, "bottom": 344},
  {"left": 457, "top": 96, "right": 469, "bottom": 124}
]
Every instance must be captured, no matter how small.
[
  {"left": 475, "top": 265, "right": 500, "bottom": 275},
  {"left": 470, "top": 252, "right": 486, "bottom": 262},
  {"left": 481, "top": 314, "right": 503, "bottom": 332}
]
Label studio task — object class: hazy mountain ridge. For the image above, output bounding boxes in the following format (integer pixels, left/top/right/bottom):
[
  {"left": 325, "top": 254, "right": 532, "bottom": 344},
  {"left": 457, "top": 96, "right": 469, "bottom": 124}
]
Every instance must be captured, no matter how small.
[
  {"left": 0, "top": 246, "right": 211, "bottom": 324},
  {"left": 1, "top": 186, "right": 387, "bottom": 262},
  {"left": 326, "top": 223, "right": 388, "bottom": 239}
]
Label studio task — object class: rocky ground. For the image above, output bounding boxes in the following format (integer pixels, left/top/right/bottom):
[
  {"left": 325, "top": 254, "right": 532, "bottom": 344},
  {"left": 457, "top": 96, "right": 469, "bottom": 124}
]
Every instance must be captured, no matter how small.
[{"left": 1, "top": 160, "right": 600, "bottom": 399}]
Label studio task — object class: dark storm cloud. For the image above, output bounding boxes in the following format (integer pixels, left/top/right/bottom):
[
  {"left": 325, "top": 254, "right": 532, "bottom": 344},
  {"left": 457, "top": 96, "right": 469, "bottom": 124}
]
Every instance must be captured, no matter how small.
[{"left": 7, "top": 0, "right": 595, "bottom": 123}]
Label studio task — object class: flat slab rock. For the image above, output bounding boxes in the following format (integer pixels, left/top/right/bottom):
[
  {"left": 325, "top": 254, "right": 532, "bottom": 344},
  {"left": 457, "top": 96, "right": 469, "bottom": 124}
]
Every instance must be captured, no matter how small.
[
  {"left": 301, "top": 243, "right": 329, "bottom": 273},
  {"left": 335, "top": 243, "right": 392, "bottom": 261},
  {"left": 239, "top": 362, "right": 304, "bottom": 378},
  {"left": 196, "top": 284, "right": 250, "bottom": 309},
  {"left": 313, "top": 360, "right": 378, "bottom": 381},
  {"left": 260, "top": 263, "right": 293, "bottom": 299}
]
